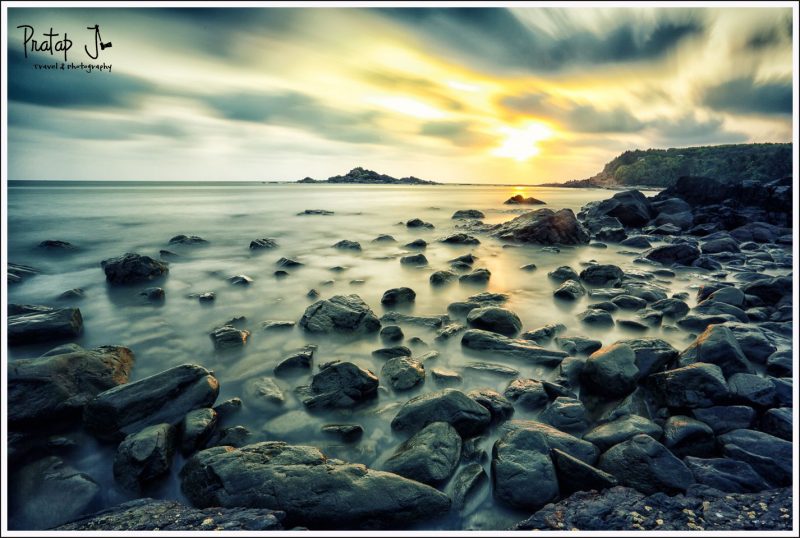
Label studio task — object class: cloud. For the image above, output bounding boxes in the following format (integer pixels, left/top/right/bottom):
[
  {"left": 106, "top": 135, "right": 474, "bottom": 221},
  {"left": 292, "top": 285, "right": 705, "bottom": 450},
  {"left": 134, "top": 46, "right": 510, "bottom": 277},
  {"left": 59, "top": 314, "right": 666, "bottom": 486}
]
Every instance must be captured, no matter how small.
[
  {"left": 702, "top": 77, "right": 792, "bottom": 116},
  {"left": 419, "top": 120, "right": 490, "bottom": 147},
  {"left": 376, "top": 8, "right": 704, "bottom": 73},
  {"left": 649, "top": 113, "right": 748, "bottom": 145},
  {"left": 743, "top": 16, "right": 793, "bottom": 51}
]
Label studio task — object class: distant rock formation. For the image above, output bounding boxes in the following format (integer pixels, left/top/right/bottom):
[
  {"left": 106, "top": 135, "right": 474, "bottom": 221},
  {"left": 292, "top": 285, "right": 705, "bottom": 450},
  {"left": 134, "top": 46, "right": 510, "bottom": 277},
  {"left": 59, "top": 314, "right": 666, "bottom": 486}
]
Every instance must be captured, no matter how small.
[{"left": 297, "top": 167, "right": 438, "bottom": 185}]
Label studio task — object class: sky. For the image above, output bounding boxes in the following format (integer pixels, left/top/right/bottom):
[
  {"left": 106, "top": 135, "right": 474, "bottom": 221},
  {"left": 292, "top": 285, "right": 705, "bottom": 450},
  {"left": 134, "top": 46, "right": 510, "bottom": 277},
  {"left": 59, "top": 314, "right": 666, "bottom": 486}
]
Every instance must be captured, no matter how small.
[{"left": 5, "top": 5, "right": 795, "bottom": 183}]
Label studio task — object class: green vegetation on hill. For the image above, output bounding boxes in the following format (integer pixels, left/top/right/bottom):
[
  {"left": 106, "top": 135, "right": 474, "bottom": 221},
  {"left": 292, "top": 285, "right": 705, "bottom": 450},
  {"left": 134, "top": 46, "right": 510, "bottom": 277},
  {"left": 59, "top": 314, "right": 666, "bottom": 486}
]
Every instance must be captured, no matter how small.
[{"left": 557, "top": 143, "right": 792, "bottom": 188}]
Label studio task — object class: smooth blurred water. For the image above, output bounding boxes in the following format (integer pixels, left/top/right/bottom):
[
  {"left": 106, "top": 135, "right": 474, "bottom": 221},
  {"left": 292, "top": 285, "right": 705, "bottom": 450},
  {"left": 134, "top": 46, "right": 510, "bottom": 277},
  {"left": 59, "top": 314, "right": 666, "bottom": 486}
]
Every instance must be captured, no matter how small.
[{"left": 8, "top": 181, "right": 739, "bottom": 529}]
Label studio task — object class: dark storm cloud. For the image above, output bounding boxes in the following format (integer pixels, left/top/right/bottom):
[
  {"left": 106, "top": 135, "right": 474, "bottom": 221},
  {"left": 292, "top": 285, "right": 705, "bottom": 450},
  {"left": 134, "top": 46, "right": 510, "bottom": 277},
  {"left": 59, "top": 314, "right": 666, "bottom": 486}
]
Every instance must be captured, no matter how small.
[
  {"left": 650, "top": 113, "right": 748, "bottom": 145},
  {"left": 703, "top": 77, "right": 793, "bottom": 116},
  {"left": 375, "top": 8, "right": 704, "bottom": 72},
  {"left": 744, "top": 15, "right": 793, "bottom": 51},
  {"left": 419, "top": 120, "right": 490, "bottom": 147},
  {"left": 7, "top": 49, "right": 153, "bottom": 109},
  {"left": 203, "top": 91, "right": 386, "bottom": 144}
]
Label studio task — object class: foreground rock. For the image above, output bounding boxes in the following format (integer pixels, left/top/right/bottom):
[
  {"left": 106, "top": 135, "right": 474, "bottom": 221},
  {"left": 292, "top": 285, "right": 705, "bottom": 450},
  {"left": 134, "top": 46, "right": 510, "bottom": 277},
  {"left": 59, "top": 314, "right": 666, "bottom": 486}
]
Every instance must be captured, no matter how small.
[
  {"left": 645, "top": 244, "right": 701, "bottom": 266},
  {"left": 391, "top": 389, "right": 491, "bottom": 437},
  {"left": 84, "top": 364, "right": 219, "bottom": 441},
  {"left": 55, "top": 498, "right": 285, "bottom": 531},
  {"left": 504, "top": 194, "right": 546, "bottom": 205},
  {"left": 113, "top": 423, "right": 177, "bottom": 492},
  {"left": 462, "top": 329, "right": 568, "bottom": 365},
  {"left": 180, "top": 442, "right": 450, "bottom": 529},
  {"left": 8, "top": 305, "right": 83, "bottom": 345},
  {"left": 492, "top": 208, "right": 589, "bottom": 245},
  {"left": 581, "top": 343, "right": 639, "bottom": 398},
  {"left": 300, "top": 362, "right": 378, "bottom": 409},
  {"left": 647, "top": 363, "right": 728, "bottom": 408},
  {"left": 383, "top": 422, "right": 461, "bottom": 485},
  {"left": 381, "top": 357, "right": 425, "bottom": 391},
  {"left": 513, "top": 485, "right": 793, "bottom": 531},
  {"left": 9, "top": 344, "right": 134, "bottom": 427},
  {"left": 491, "top": 425, "right": 559, "bottom": 510},
  {"left": 718, "top": 429, "right": 792, "bottom": 486},
  {"left": 597, "top": 434, "right": 694, "bottom": 494},
  {"left": 579, "top": 190, "right": 652, "bottom": 227},
  {"left": 8, "top": 262, "right": 39, "bottom": 284},
  {"left": 101, "top": 253, "right": 168, "bottom": 284},
  {"left": 466, "top": 307, "right": 521, "bottom": 336},
  {"left": 299, "top": 295, "right": 381, "bottom": 334}
]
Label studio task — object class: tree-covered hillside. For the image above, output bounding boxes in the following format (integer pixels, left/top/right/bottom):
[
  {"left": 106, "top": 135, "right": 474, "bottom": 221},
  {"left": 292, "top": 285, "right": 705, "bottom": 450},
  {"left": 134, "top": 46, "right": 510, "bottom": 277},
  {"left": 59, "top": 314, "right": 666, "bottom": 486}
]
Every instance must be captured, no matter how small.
[{"left": 559, "top": 143, "right": 792, "bottom": 188}]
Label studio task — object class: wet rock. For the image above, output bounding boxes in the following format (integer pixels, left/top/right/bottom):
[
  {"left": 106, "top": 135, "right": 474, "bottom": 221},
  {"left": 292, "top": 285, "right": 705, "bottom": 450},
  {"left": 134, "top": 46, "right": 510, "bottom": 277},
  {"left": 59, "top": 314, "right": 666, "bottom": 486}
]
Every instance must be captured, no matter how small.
[
  {"left": 702, "top": 236, "right": 740, "bottom": 254},
  {"left": 554, "top": 279, "right": 586, "bottom": 300},
  {"left": 83, "top": 364, "right": 219, "bottom": 441},
  {"left": 429, "top": 270, "right": 457, "bottom": 285},
  {"left": 276, "top": 257, "right": 303, "bottom": 269},
  {"left": 333, "top": 240, "right": 361, "bottom": 250},
  {"left": 58, "top": 288, "right": 85, "bottom": 301},
  {"left": 249, "top": 238, "right": 278, "bottom": 250},
  {"left": 464, "top": 362, "right": 519, "bottom": 377},
  {"left": 381, "top": 357, "right": 425, "bottom": 391},
  {"left": 8, "top": 305, "right": 83, "bottom": 345},
  {"left": 380, "top": 325, "right": 404, "bottom": 341},
  {"left": 141, "top": 287, "right": 165, "bottom": 302},
  {"left": 381, "top": 287, "right": 416, "bottom": 305},
  {"left": 582, "top": 343, "right": 640, "bottom": 399},
  {"left": 384, "top": 422, "right": 461, "bottom": 485},
  {"left": 462, "top": 329, "right": 568, "bottom": 365},
  {"left": 612, "top": 294, "right": 647, "bottom": 310},
  {"left": 678, "top": 325, "right": 753, "bottom": 378},
  {"left": 581, "top": 190, "right": 652, "bottom": 227},
  {"left": 676, "top": 313, "right": 738, "bottom": 333},
  {"left": 372, "top": 345, "right": 412, "bottom": 359},
  {"left": 207, "top": 426, "right": 252, "bottom": 448},
  {"left": 273, "top": 346, "right": 316, "bottom": 377},
  {"left": 451, "top": 463, "right": 487, "bottom": 510},
  {"left": 450, "top": 253, "right": 478, "bottom": 265},
  {"left": 577, "top": 309, "right": 614, "bottom": 327},
  {"left": 180, "top": 442, "right": 450, "bottom": 529},
  {"left": 198, "top": 292, "right": 216, "bottom": 302},
  {"left": 467, "top": 388, "right": 515, "bottom": 422},
  {"left": 597, "top": 434, "right": 694, "bottom": 494},
  {"left": 491, "top": 427, "right": 559, "bottom": 511},
  {"left": 771, "top": 378, "right": 792, "bottom": 407},
  {"left": 181, "top": 408, "right": 218, "bottom": 455},
  {"left": 55, "top": 498, "right": 285, "bottom": 531},
  {"left": 301, "top": 362, "right": 378, "bottom": 409},
  {"left": 620, "top": 236, "right": 652, "bottom": 249},
  {"left": 555, "top": 336, "right": 602, "bottom": 356},
  {"left": 9, "top": 344, "right": 134, "bottom": 427},
  {"left": 551, "top": 448, "right": 618, "bottom": 496},
  {"left": 10, "top": 456, "right": 100, "bottom": 530},
  {"left": 406, "top": 217, "right": 434, "bottom": 228},
  {"left": 113, "top": 423, "right": 177, "bottom": 492},
  {"left": 662, "top": 415, "right": 714, "bottom": 458},
  {"left": 459, "top": 268, "right": 491, "bottom": 284},
  {"left": 621, "top": 338, "right": 678, "bottom": 377},
  {"left": 381, "top": 311, "right": 447, "bottom": 328},
  {"left": 504, "top": 378, "right": 548, "bottom": 410},
  {"left": 404, "top": 238, "right": 427, "bottom": 249},
  {"left": 703, "top": 286, "right": 745, "bottom": 307},
  {"left": 493, "top": 208, "right": 589, "bottom": 245},
  {"left": 466, "top": 307, "right": 521, "bottom": 336},
  {"left": 719, "top": 429, "right": 792, "bottom": 486},
  {"left": 261, "top": 320, "right": 295, "bottom": 331},
  {"left": 503, "top": 420, "right": 600, "bottom": 463},
  {"left": 431, "top": 368, "right": 462, "bottom": 386},
  {"left": 243, "top": 377, "right": 285, "bottom": 412},
  {"left": 391, "top": 389, "right": 491, "bottom": 437},
  {"left": 548, "top": 265, "right": 579, "bottom": 282},
  {"left": 321, "top": 424, "right": 363, "bottom": 443},
  {"left": 584, "top": 415, "right": 663, "bottom": 451},
  {"left": 400, "top": 253, "right": 428, "bottom": 266},
  {"left": 169, "top": 235, "right": 207, "bottom": 245},
  {"left": 724, "top": 322, "right": 777, "bottom": 364},
  {"left": 213, "top": 398, "right": 242, "bottom": 419},
  {"left": 691, "top": 405, "right": 755, "bottom": 434},
  {"left": 440, "top": 233, "right": 480, "bottom": 245},
  {"left": 727, "top": 373, "right": 775, "bottom": 407},
  {"left": 523, "top": 323, "right": 567, "bottom": 344},
  {"left": 38, "top": 239, "right": 76, "bottom": 250},
  {"left": 504, "top": 194, "right": 546, "bottom": 205},
  {"left": 8, "top": 262, "right": 38, "bottom": 284},
  {"left": 228, "top": 274, "right": 253, "bottom": 286},
  {"left": 298, "top": 209, "right": 334, "bottom": 216},
  {"left": 299, "top": 294, "right": 381, "bottom": 334},
  {"left": 452, "top": 209, "right": 485, "bottom": 219},
  {"left": 741, "top": 276, "right": 792, "bottom": 305},
  {"left": 209, "top": 325, "right": 250, "bottom": 350},
  {"left": 759, "top": 407, "right": 791, "bottom": 441},
  {"left": 684, "top": 457, "right": 770, "bottom": 493},
  {"left": 372, "top": 234, "right": 396, "bottom": 242},
  {"left": 648, "top": 363, "right": 728, "bottom": 409},
  {"left": 645, "top": 244, "right": 701, "bottom": 266},
  {"left": 580, "top": 264, "right": 624, "bottom": 286},
  {"left": 650, "top": 298, "right": 690, "bottom": 318},
  {"left": 435, "top": 322, "right": 465, "bottom": 341},
  {"left": 539, "top": 397, "right": 588, "bottom": 434},
  {"left": 101, "top": 253, "right": 168, "bottom": 285}
]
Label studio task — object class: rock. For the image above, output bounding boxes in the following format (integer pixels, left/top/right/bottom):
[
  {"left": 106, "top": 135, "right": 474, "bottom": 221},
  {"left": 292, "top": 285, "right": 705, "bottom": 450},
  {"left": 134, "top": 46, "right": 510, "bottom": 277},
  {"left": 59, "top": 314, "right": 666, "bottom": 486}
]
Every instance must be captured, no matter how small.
[
  {"left": 141, "top": 287, "right": 164, "bottom": 302},
  {"left": 405, "top": 238, "right": 427, "bottom": 249},
  {"left": 771, "top": 378, "right": 792, "bottom": 407},
  {"left": 453, "top": 209, "right": 485, "bottom": 219},
  {"left": 381, "top": 311, "right": 448, "bottom": 328},
  {"left": 54, "top": 498, "right": 285, "bottom": 531},
  {"left": 555, "top": 336, "right": 602, "bottom": 356},
  {"left": 406, "top": 217, "right": 434, "bottom": 228},
  {"left": 612, "top": 294, "right": 647, "bottom": 310},
  {"left": 580, "top": 264, "right": 624, "bottom": 286},
  {"left": 38, "top": 239, "right": 76, "bottom": 250},
  {"left": 727, "top": 373, "right": 775, "bottom": 407},
  {"left": 684, "top": 457, "right": 770, "bottom": 493},
  {"left": 520, "top": 263, "right": 538, "bottom": 272},
  {"left": 181, "top": 408, "right": 218, "bottom": 455},
  {"left": 113, "top": 423, "right": 177, "bottom": 492},
  {"left": 464, "top": 362, "right": 519, "bottom": 377},
  {"left": 582, "top": 190, "right": 652, "bottom": 227},
  {"left": 198, "top": 292, "right": 216, "bottom": 302},
  {"left": 523, "top": 323, "right": 567, "bottom": 345},
  {"left": 595, "top": 227, "right": 626, "bottom": 242},
  {"left": 372, "top": 234, "right": 396, "bottom": 242},
  {"left": 551, "top": 448, "right": 618, "bottom": 495},
  {"left": 512, "top": 485, "right": 792, "bottom": 531},
  {"left": 244, "top": 377, "right": 285, "bottom": 411},
  {"left": 759, "top": 407, "right": 791, "bottom": 441},
  {"left": 380, "top": 325, "right": 404, "bottom": 341},
  {"left": 209, "top": 325, "right": 250, "bottom": 350},
  {"left": 83, "top": 364, "right": 219, "bottom": 441},
  {"left": 372, "top": 345, "right": 412, "bottom": 359},
  {"left": 429, "top": 270, "right": 457, "bottom": 285},
  {"left": 703, "top": 286, "right": 745, "bottom": 307},
  {"left": 692, "top": 301, "right": 748, "bottom": 323},
  {"left": 213, "top": 398, "right": 242, "bottom": 419},
  {"left": 662, "top": 415, "right": 714, "bottom": 458},
  {"left": 582, "top": 343, "right": 639, "bottom": 398},
  {"left": 650, "top": 298, "right": 690, "bottom": 318},
  {"left": 8, "top": 262, "right": 38, "bottom": 284},
  {"left": 207, "top": 426, "right": 253, "bottom": 448},
  {"left": 678, "top": 325, "right": 753, "bottom": 378},
  {"left": 462, "top": 329, "right": 568, "bottom": 365},
  {"left": 451, "top": 462, "right": 487, "bottom": 511},
  {"left": 101, "top": 253, "right": 168, "bottom": 285},
  {"left": 169, "top": 234, "right": 207, "bottom": 245},
  {"left": 577, "top": 309, "right": 614, "bottom": 327},
  {"left": 554, "top": 279, "right": 586, "bottom": 300},
  {"left": 58, "top": 288, "right": 85, "bottom": 301},
  {"left": 493, "top": 208, "right": 589, "bottom": 245},
  {"left": 391, "top": 389, "right": 491, "bottom": 437},
  {"left": 492, "top": 427, "right": 559, "bottom": 511},
  {"left": 451, "top": 253, "right": 478, "bottom": 265},
  {"left": 467, "top": 388, "right": 515, "bottom": 422},
  {"left": 548, "top": 265, "right": 579, "bottom": 282},
  {"left": 276, "top": 257, "right": 303, "bottom": 269},
  {"left": 539, "top": 397, "right": 588, "bottom": 434},
  {"left": 299, "top": 295, "right": 381, "bottom": 334},
  {"left": 228, "top": 274, "right": 253, "bottom": 286},
  {"left": 597, "top": 434, "right": 694, "bottom": 494},
  {"left": 676, "top": 313, "right": 738, "bottom": 333},
  {"left": 719, "top": 429, "right": 792, "bottom": 486},
  {"left": 620, "top": 236, "right": 652, "bottom": 249},
  {"left": 647, "top": 363, "right": 728, "bottom": 409},
  {"left": 180, "top": 442, "right": 451, "bottom": 529},
  {"left": 440, "top": 233, "right": 481, "bottom": 245},
  {"left": 725, "top": 323, "right": 777, "bottom": 364},
  {"left": 504, "top": 194, "right": 546, "bottom": 205},
  {"left": 459, "top": 268, "right": 491, "bottom": 284},
  {"left": 701, "top": 236, "right": 740, "bottom": 254},
  {"left": 621, "top": 338, "right": 678, "bottom": 377},
  {"left": 10, "top": 456, "right": 100, "bottom": 530},
  {"left": 260, "top": 320, "right": 295, "bottom": 331},
  {"left": 8, "top": 344, "right": 134, "bottom": 427},
  {"left": 503, "top": 420, "right": 600, "bottom": 463},
  {"left": 741, "top": 276, "right": 792, "bottom": 305},
  {"left": 381, "top": 287, "right": 416, "bottom": 305},
  {"left": 272, "top": 346, "right": 315, "bottom": 377},
  {"left": 381, "top": 357, "right": 425, "bottom": 391},
  {"left": 301, "top": 362, "right": 378, "bottom": 409},
  {"left": 298, "top": 209, "right": 334, "bottom": 215},
  {"left": 8, "top": 305, "right": 83, "bottom": 346},
  {"left": 691, "top": 405, "right": 755, "bottom": 434},
  {"left": 645, "top": 244, "right": 701, "bottom": 266},
  {"left": 249, "top": 238, "right": 278, "bottom": 250},
  {"left": 431, "top": 368, "right": 462, "bottom": 386},
  {"left": 503, "top": 378, "right": 548, "bottom": 410},
  {"left": 384, "top": 422, "right": 461, "bottom": 485},
  {"left": 333, "top": 240, "right": 361, "bottom": 250},
  {"left": 400, "top": 253, "right": 428, "bottom": 266},
  {"left": 321, "top": 424, "right": 363, "bottom": 443},
  {"left": 584, "top": 415, "right": 663, "bottom": 452},
  {"left": 466, "top": 307, "right": 521, "bottom": 336}
]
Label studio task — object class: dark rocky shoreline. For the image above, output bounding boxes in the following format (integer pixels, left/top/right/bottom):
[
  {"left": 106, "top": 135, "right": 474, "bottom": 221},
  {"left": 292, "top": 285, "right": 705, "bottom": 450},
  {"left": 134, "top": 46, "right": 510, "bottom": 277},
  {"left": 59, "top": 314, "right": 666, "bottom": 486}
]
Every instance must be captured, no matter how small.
[{"left": 6, "top": 179, "right": 794, "bottom": 531}]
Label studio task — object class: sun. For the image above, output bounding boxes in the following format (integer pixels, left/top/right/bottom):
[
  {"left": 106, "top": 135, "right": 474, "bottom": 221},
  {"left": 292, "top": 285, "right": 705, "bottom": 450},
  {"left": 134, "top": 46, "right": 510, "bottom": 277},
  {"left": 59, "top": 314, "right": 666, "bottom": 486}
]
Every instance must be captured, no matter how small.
[{"left": 492, "top": 122, "right": 553, "bottom": 161}]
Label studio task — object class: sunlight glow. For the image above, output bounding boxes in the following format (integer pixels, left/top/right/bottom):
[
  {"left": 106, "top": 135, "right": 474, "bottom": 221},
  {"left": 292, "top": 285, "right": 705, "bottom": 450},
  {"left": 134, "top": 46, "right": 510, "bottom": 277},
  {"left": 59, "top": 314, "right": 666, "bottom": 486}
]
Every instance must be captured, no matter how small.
[
  {"left": 446, "top": 80, "right": 481, "bottom": 92},
  {"left": 491, "top": 122, "right": 553, "bottom": 161},
  {"left": 368, "top": 96, "right": 446, "bottom": 119}
]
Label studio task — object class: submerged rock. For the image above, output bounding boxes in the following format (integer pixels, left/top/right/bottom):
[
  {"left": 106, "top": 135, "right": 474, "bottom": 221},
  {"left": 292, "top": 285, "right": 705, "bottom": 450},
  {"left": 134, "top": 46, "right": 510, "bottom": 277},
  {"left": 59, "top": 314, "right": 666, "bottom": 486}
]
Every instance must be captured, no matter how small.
[
  {"left": 8, "top": 305, "right": 83, "bottom": 345},
  {"left": 101, "top": 253, "right": 168, "bottom": 284},
  {"left": 459, "top": 268, "right": 491, "bottom": 284},
  {"left": 493, "top": 208, "right": 589, "bottom": 245},
  {"left": 301, "top": 362, "right": 379, "bottom": 409},
  {"left": 440, "top": 233, "right": 480, "bottom": 245},
  {"left": 299, "top": 295, "right": 381, "bottom": 334},
  {"left": 274, "top": 345, "right": 316, "bottom": 377},
  {"left": 113, "top": 423, "right": 177, "bottom": 492},
  {"left": 384, "top": 422, "right": 461, "bottom": 485},
  {"left": 381, "top": 357, "right": 425, "bottom": 391},
  {"left": 504, "top": 194, "right": 546, "bottom": 205},
  {"left": 249, "top": 238, "right": 278, "bottom": 250},
  {"left": 209, "top": 325, "right": 250, "bottom": 350},
  {"left": 391, "top": 389, "right": 491, "bottom": 437},
  {"left": 381, "top": 287, "right": 416, "bottom": 305},
  {"left": 462, "top": 329, "right": 568, "bottom": 365},
  {"left": 645, "top": 244, "right": 701, "bottom": 266},
  {"left": 333, "top": 240, "right": 361, "bottom": 250},
  {"left": 452, "top": 209, "right": 485, "bottom": 219},
  {"left": 466, "top": 307, "right": 521, "bottom": 336}
]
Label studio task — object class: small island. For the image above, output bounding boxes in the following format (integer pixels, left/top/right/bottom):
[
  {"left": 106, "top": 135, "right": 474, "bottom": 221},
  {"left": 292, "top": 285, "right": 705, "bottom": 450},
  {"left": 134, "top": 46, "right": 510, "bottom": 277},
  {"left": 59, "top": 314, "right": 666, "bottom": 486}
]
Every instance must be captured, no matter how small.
[{"left": 296, "top": 167, "right": 438, "bottom": 185}]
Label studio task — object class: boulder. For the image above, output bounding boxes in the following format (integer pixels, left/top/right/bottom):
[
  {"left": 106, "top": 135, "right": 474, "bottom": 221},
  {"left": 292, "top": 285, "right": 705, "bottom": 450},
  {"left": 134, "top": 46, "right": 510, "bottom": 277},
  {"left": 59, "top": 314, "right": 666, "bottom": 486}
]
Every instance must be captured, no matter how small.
[
  {"left": 301, "top": 362, "right": 378, "bottom": 409},
  {"left": 333, "top": 240, "right": 361, "bottom": 250},
  {"left": 718, "top": 429, "right": 792, "bottom": 486},
  {"left": 181, "top": 408, "right": 218, "bottom": 455},
  {"left": 101, "top": 253, "right": 168, "bottom": 285},
  {"left": 678, "top": 325, "right": 753, "bottom": 378},
  {"left": 380, "top": 287, "right": 416, "bottom": 305},
  {"left": 466, "top": 307, "right": 521, "bottom": 336},
  {"left": 727, "top": 373, "right": 775, "bottom": 407},
  {"left": 321, "top": 424, "right": 364, "bottom": 443},
  {"left": 662, "top": 415, "right": 715, "bottom": 458},
  {"left": 724, "top": 323, "right": 777, "bottom": 364},
  {"left": 491, "top": 427, "right": 559, "bottom": 510},
  {"left": 611, "top": 295, "right": 647, "bottom": 310},
  {"left": 691, "top": 405, "right": 755, "bottom": 434},
  {"left": 429, "top": 270, "right": 457, "bottom": 286},
  {"left": 492, "top": 208, "right": 589, "bottom": 245},
  {"left": 299, "top": 295, "right": 381, "bottom": 334},
  {"left": 522, "top": 323, "right": 567, "bottom": 344},
  {"left": 440, "top": 233, "right": 480, "bottom": 245},
  {"left": 760, "top": 407, "right": 792, "bottom": 441},
  {"left": 274, "top": 346, "right": 316, "bottom": 377},
  {"left": 459, "top": 268, "right": 491, "bottom": 284},
  {"left": 228, "top": 274, "right": 253, "bottom": 286},
  {"left": 180, "top": 442, "right": 451, "bottom": 529},
  {"left": 684, "top": 457, "right": 770, "bottom": 493},
  {"left": 381, "top": 357, "right": 425, "bottom": 391},
  {"left": 400, "top": 253, "right": 428, "bottom": 266},
  {"left": 169, "top": 235, "right": 207, "bottom": 245},
  {"left": 551, "top": 448, "right": 618, "bottom": 495},
  {"left": 620, "top": 236, "right": 652, "bottom": 249},
  {"left": 583, "top": 415, "right": 663, "bottom": 452},
  {"left": 8, "top": 305, "right": 83, "bottom": 345},
  {"left": 461, "top": 329, "right": 568, "bottom": 365},
  {"left": 597, "top": 434, "right": 694, "bottom": 494},
  {"left": 580, "top": 264, "right": 624, "bottom": 286},
  {"left": 582, "top": 190, "right": 652, "bottom": 227},
  {"left": 503, "top": 378, "right": 548, "bottom": 410},
  {"left": 243, "top": 377, "right": 285, "bottom": 411},
  {"left": 555, "top": 336, "right": 602, "bottom": 356},
  {"left": 701, "top": 236, "right": 740, "bottom": 254},
  {"left": 83, "top": 364, "right": 219, "bottom": 441},
  {"left": 502, "top": 420, "right": 599, "bottom": 463},
  {"left": 554, "top": 279, "right": 586, "bottom": 301},
  {"left": 209, "top": 325, "right": 250, "bottom": 350},
  {"left": 383, "top": 422, "right": 461, "bottom": 485},
  {"left": 647, "top": 363, "right": 729, "bottom": 408},
  {"left": 113, "top": 423, "right": 177, "bottom": 492},
  {"left": 372, "top": 345, "right": 412, "bottom": 359},
  {"left": 504, "top": 194, "right": 546, "bottom": 205},
  {"left": 8, "top": 344, "right": 134, "bottom": 427},
  {"left": 577, "top": 309, "right": 614, "bottom": 327},
  {"left": 452, "top": 209, "right": 485, "bottom": 219},
  {"left": 581, "top": 343, "right": 640, "bottom": 398},
  {"left": 548, "top": 265, "right": 579, "bottom": 282},
  {"left": 741, "top": 276, "right": 792, "bottom": 305},
  {"left": 467, "top": 388, "right": 515, "bottom": 422},
  {"left": 451, "top": 463, "right": 488, "bottom": 511},
  {"left": 650, "top": 298, "right": 690, "bottom": 318},
  {"left": 621, "top": 338, "right": 678, "bottom": 377},
  {"left": 406, "top": 218, "right": 433, "bottom": 228},
  {"left": 539, "top": 397, "right": 588, "bottom": 434},
  {"left": 380, "top": 325, "right": 404, "bottom": 342},
  {"left": 250, "top": 238, "right": 278, "bottom": 250},
  {"left": 405, "top": 238, "right": 427, "bottom": 249},
  {"left": 645, "top": 243, "right": 701, "bottom": 266},
  {"left": 391, "top": 389, "right": 491, "bottom": 437}
]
